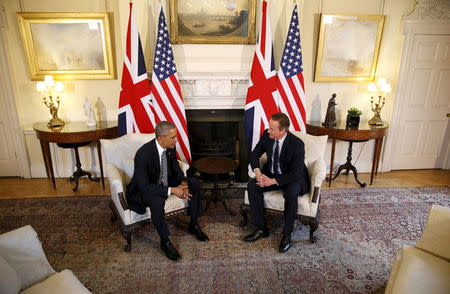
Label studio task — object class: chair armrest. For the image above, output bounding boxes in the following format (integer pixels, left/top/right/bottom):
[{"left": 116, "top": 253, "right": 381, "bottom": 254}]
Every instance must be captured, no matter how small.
[
  {"left": 248, "top": 153, "right": 267, "bottom": 178},
  {"left": 178, "top": 160, "right": 189, "bottom": 176},
  {"left": 309, "top": 158, "right": 327, "bottom": 188},
  {"left": 106, "top": 163, "right": 125, "bottom": 195}
]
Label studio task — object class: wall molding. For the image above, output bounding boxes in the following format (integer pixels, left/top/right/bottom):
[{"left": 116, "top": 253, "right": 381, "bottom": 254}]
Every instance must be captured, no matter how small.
[{"left": 406, "top": 0, "right": 450, "bottom": 20}]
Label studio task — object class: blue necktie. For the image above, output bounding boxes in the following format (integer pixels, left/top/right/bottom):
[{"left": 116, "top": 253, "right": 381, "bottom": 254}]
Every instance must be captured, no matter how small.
[{"left": 273, "top": 140, "right": 280, "bottom": 174}]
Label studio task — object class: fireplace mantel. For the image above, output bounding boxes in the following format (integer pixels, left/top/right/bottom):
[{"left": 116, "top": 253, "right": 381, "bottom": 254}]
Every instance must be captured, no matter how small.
[{"left": 178, "top": 72, "right": 249, "bottom": 109}]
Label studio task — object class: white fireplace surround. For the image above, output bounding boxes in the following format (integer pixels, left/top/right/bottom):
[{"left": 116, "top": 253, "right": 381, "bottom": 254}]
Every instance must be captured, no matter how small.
[{"left": 178, "top": 72, "right": 250, "bottom": 110}]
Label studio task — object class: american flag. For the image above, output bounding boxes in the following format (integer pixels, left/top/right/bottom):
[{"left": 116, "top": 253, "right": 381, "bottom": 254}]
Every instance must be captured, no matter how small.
[
  {"left": 150, "top": 5, "right": 191, "bottom": 163},
  {"left": 118, "top": 2, "right": 156, "bottom": 136},
  {"left": 276, "top": 4, "right": 306, "bottom": 133},
  {"left": 244, "top": 0, "right": 279, "bottom": 151}
]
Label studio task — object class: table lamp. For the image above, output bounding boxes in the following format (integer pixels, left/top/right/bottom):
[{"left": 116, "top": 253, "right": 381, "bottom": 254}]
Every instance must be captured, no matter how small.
[
  {"left": 36, "top": 75, "right": 65, "bottom": 128},
  {"left": 368, "top": 78, "right": 391, "bottom": 126}
]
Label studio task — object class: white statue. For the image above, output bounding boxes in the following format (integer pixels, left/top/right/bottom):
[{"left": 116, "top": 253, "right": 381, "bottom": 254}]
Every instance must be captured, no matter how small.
[{"left": 83, "top": 97, "right": 96, "bottom": 127}]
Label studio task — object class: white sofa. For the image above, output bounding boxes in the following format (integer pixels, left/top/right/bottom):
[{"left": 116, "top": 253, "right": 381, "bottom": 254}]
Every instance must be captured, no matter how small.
[
  {"left": 0, "top": 225, "right": 90, "bottom": 294},
  {"left": 385, "top": 204, "right": 450, "bottom": 294},
  {"left": 240, "top": 132, "right": 328, "bottom": 242}
]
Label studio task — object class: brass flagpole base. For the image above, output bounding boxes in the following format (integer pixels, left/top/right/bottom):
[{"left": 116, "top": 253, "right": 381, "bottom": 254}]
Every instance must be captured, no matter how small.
[
  {"left": 368, "top": 114, "right": 383, "bottom": 126},
  {"left": 47, "top": 117, "right": 65, "bottom": 129}
]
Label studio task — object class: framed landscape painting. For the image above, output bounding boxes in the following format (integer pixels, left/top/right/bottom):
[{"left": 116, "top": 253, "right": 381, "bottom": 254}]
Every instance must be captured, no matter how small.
[
  {"left": 314, "top": 14, "right": 385, "bottom": 82},
  {"left": 17, "top": 12, "right": 116, "bottom": 80},
  {"left": 169, "top": 0, "right": 256, "bottom": 44}
]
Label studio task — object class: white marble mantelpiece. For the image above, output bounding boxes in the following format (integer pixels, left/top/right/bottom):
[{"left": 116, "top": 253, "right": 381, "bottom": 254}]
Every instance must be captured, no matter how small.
[{"left": 178, "top": 72, "right": 250, "bottom": 109}]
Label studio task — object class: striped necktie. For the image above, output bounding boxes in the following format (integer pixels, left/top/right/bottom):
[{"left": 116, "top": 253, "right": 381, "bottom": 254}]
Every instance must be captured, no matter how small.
[{"left": 159, "top": 150, "right": 168, "bottom": 187}]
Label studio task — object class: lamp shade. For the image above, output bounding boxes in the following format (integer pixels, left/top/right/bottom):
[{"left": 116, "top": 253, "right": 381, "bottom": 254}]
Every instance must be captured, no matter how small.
[
  {"left": 36, "top": 82, "right": 46, "bottom": 92},
  {"left": 368, "top": 82, "right": 377, "bottom": 93}
]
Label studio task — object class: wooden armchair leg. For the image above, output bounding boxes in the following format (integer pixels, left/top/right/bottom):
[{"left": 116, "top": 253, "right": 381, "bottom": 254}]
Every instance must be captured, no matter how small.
[
  {"left": 239, "top": 204, "right": 250, "bottom": 227},
  {"left": 309, "top": 218, "right": 319, "bottom": 243},
  {"left": 121, "top": 226, "right": 133, "bottom": 252}
]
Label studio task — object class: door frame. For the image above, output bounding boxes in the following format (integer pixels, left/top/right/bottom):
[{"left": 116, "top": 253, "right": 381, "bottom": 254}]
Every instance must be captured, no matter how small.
[
  {"left": 384, "top": 19, "right": 450, "bottom": 171},
  {"left": 0, "top": 5, "right": 30, "bottom": 178}
]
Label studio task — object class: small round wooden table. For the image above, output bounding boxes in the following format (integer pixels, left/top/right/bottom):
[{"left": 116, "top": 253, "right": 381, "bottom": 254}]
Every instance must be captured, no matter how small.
[{"left": 192, "top": 157, "right": 238, "bottom": 216}]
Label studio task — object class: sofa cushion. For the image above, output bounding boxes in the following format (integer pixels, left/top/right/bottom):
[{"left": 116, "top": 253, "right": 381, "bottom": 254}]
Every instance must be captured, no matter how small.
[
  {"left": 0, "top": 225, "right": 55, "bottom": 290},
  {"left": 0, "top": 254, "right": 21, "bottom": 294},
  {"left": 387, "top": 247, "right": 450, "bottom": 294},
  {"left": 21, "top": 269, "right": 91, "bottom": 294},
  {"left": 416, "top": 204, "right": 450, "bottom": 260}
]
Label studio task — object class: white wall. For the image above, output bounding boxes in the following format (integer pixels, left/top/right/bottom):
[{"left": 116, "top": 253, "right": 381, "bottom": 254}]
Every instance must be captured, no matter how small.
[{"left": 0, "top": 0, "right": 414, "bottom": 178}]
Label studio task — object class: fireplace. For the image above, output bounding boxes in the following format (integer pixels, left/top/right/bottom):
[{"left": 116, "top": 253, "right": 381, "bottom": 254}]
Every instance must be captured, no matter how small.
[{"left": 186, "top": 109, "right": 248, "bottom": 182}]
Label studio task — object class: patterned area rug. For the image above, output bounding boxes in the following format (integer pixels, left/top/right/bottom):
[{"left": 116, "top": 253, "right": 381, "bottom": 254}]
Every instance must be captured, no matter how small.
[{"left": 1, "top": 186, "right": 449, "bottom": 294}]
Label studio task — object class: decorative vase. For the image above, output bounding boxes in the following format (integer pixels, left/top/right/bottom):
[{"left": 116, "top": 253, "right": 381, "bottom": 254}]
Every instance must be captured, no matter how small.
[{"left": 346, "top": 115, "right": 360, "bottom": 128}]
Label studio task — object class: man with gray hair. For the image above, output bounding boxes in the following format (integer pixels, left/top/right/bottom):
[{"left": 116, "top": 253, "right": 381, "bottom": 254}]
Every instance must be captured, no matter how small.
[{"left": 126, "top": 121, "right": 208, "bottom": 261}]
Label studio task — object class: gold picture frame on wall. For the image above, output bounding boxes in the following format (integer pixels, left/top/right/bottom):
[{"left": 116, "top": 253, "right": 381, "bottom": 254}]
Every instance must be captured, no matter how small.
[
  {"left": 314, "top": 14, "right": 385, "bottom": 82},
  {"left": 17, "top": 12, "right": 116, "bottom": 80},
  {"left": 169, "top": 0, "right": 256, "bottom": 44}
]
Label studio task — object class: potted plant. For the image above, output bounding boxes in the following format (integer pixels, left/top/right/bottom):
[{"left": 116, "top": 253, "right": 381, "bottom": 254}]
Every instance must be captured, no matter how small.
[{"left": 346, "top": 107, "right": 363, "bottom": 127}]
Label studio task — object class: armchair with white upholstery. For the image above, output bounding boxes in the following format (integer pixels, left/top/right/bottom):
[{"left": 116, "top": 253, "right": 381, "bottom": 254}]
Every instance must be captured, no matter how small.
[
  {"left": 100, "top": 133, "right": 189, "bottom": 252},
  {"left": 240, "top": 132, "right": 328, "bottom": 243}
]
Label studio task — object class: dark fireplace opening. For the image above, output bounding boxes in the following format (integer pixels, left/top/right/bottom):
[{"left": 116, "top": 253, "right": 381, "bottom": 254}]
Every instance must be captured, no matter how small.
[{"left": 187, "top": 109, "right": 248, "bottom": 182}]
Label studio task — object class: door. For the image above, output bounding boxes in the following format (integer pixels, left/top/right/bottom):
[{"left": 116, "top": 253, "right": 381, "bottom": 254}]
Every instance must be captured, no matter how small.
[
  {"left": 392, "top": 34, "right": 450, "bottom": 170},
  {"left": 0, "top": 16, "right": 23, "bottom": 176}
]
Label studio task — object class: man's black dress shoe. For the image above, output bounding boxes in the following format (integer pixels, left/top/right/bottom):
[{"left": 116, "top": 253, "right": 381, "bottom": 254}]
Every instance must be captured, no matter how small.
[
  {"left": 160, "top": 239, "right": 181, "bottom": 261},
  {"left": 279, "top": 234, "right": 291, "bottom": 253},
  {"left": 188, "top": 224, "right": 209, "bottom": 241},
  {"left": 244, "top": 228, "right": 269, "bottom": 242}
]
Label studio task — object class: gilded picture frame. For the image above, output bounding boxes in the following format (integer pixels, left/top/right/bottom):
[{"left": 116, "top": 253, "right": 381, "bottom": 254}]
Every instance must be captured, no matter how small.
[
  {"left": 169, "top": 0, "right": 256, "bottom": 44},
  {"left": 314, "top": 14, "right": 385, "bottom": 82},
  {"left": 17, "top": 12, "right": 116, "bottom": 80}
]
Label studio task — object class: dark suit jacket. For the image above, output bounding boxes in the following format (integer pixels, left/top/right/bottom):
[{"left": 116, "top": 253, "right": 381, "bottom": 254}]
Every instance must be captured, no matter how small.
[
  {"left": 126, "top": 139, "right": 186, "bottom": 214},
  {"left": 250, "top": 130, "right": 310, "bottom": 194}
]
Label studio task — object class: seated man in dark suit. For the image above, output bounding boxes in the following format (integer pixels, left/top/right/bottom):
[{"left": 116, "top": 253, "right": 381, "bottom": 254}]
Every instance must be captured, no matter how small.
[
  {"left": 244, "top": 112, "right": 310, "bottom": 252},
  {"left": 126, "top": 121, "right": 209, "bottom": 261}
]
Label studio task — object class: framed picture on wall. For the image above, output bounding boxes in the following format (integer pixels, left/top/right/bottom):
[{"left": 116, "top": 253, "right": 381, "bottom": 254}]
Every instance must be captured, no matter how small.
[
  {"left": 17, "top": 12, "right": 116, "bottom": 80},
  {"left": 314, "top": 14, "right": 385, "bottom": 82},
  {"left": 169, "top": 0, "right": 257, "bottom": 44}
]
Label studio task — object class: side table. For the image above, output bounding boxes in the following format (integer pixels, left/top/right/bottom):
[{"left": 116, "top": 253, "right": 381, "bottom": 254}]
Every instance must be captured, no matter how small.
[
  {"left": 33, "top": 121, "right": 118, "bottom": 191},
  {"left": 307, "top": 120, "right": 388, "bottom": 187},
  {"left": 192, "top": 157, "right": 238, "bottom": 216}
]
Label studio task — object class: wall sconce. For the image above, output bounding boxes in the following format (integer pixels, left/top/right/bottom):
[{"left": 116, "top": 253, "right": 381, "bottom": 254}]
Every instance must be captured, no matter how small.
[
  {"left": 368, "top": 78, "right": 391, "bottom": 126},
  {"left": 36, "top": 75, "right": 65, "bottom": 128}
]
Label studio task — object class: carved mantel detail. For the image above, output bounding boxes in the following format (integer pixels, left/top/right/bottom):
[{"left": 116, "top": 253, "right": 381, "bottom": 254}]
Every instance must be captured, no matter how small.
[
  {"left": 178, "top": 72, "right": 249, "bottom": 109},
  {"left": 406, "top": 0, "right": 450, "bottom": 20}
]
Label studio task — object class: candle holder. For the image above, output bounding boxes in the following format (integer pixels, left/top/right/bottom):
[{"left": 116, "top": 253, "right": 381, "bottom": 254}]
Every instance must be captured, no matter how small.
[
  {"left": 36, "top": 75, "right": 65, "bottom": 128},
  {"left": 368, "top": 78, "right": 391, "bottom": 126}
]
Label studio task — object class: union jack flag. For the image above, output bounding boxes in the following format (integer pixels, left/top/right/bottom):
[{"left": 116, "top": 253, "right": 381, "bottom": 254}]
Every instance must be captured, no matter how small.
[
  {"left": 118, "top": 2, "right": 156, "bottom": 136},
  {"left": 149, "top": 5, "right": 191, "bottom": 163},
  {"left": 244, "top": 0, "right": 279, "bottom": 151},
  {"left": 276, "top": 4, "right": 306, "bottom": 133}
]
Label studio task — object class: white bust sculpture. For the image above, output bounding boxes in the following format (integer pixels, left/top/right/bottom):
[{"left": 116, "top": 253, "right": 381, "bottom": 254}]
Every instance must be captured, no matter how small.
[{"left": 83, "top": 97, "right": 96, "bottom": 126}]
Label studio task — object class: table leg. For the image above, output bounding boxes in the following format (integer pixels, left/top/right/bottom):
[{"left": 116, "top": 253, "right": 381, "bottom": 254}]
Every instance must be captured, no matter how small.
[
  {"left": 97, "top": 140, "right": 105, "bottom": 189},
  {"left": 370, "top": 138, "right": 382, "bottom": 185},
  {"left": 328, "top": 138, "right": 336, "bottom": 187},
  {"left": 39, "top": 140, "right": 55, "bottom": 189},
  {"left": 375, "top": 137, "right": 384, "bottom": 176}
]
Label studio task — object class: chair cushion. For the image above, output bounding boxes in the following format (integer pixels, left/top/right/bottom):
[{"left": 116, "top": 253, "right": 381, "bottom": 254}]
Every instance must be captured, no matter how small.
[
  {"left": 122, "top": 195, "right": 188, "bottom": 226},
  {"left": 0, "top": 225, "right": 55, "bottom": 290},
  {"left": 416, "top": 204, "right": 450, "bottom": 260},
  {"left": 244, "top": 190, "right": 319, "bottom": 218},
  {"left": 385, "top": 247, "right": 450, "bottom": 294},
  {"left": 290, "top": 131, "right": 328, "bottom": 166},
  {"left": 0, "top": 254, "right": 21, "bottom": 294},
  {"left": 21, "top": 269, "right": 91, "bottom": 294}
]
